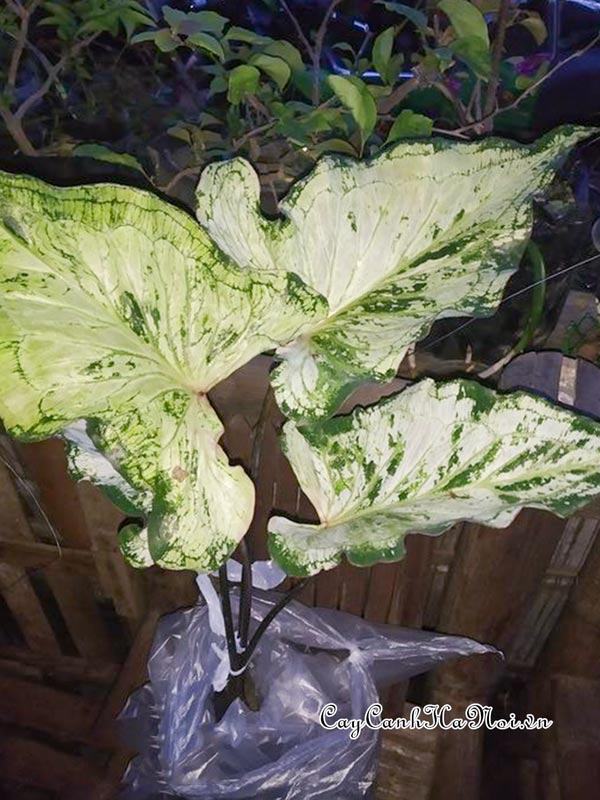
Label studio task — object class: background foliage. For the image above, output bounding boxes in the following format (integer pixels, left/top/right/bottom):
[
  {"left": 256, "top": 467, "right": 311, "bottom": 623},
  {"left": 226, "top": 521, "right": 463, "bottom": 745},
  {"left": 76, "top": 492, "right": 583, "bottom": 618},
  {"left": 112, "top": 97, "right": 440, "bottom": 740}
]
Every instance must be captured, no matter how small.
[{"left": 0, "top": 0, "right": 599, "bottom": 371}]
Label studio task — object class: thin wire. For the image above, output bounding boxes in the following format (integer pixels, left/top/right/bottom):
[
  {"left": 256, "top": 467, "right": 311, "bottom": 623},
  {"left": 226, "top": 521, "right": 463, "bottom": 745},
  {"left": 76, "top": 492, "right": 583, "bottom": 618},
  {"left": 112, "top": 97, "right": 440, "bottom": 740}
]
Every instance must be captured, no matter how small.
[
  {"left": 0, "top": 449, "right": 63, "bottom": 596},
  {"left": 424, "top": 251, "right": 600, "bottom": 350},
  {"left": 0, "top": 451, "right": 62, "bottom": 554}
]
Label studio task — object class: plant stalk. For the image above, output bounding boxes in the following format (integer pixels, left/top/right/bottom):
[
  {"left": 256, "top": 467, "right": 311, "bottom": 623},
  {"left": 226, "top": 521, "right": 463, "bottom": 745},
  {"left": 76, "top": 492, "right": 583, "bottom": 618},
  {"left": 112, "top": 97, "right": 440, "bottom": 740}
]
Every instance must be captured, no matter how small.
[
  {"left": 218, "top": 563, "right": 240, "bottom": 672},
  {"left": 237, "top": 539, "right": 253, "bottom": 648}
]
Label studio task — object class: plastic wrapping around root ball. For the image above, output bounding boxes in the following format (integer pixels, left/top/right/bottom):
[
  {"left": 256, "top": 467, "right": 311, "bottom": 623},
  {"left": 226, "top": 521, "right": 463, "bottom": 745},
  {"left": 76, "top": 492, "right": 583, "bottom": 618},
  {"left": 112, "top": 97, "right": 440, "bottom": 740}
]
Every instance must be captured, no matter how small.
[{"left": 119, "top": 589, "right": 497, "bottom": 800}]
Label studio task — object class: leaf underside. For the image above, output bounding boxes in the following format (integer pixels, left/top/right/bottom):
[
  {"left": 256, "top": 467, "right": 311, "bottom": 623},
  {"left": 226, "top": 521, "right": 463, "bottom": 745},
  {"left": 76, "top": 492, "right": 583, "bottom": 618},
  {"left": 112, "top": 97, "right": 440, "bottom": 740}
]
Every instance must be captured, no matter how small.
[{"left": 268, "top": 379, "right": 600, "bottom": 576}]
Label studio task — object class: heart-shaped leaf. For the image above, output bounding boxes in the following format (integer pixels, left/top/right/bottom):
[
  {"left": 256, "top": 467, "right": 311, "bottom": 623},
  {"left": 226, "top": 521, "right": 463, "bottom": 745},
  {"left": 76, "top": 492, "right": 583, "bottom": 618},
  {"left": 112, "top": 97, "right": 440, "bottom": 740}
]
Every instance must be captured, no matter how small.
[
  {"left": 268, "top": 379, "right": 600, "bottom": 575},
  {"left": 0, "top": 173, "right": 324, "bottom": 571},
  {"left": 196, "top": 127, "right": 591, "bottom": 423}
]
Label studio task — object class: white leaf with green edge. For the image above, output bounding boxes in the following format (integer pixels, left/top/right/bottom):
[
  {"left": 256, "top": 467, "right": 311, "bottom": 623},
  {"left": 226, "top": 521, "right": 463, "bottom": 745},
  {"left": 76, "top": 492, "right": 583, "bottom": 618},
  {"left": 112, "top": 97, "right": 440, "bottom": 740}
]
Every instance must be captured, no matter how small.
[
  {"left": 196, "top": 126, "right": 591, "bottom": 423},
  {"left": 0, "top": 173, "right": 325, "bottom": 571},
  {"left": 227, "top": 64, "right": 261, "bottom": 104},
  {"left": 268, "top": 378, "right": 600, "bottom": 576},
  {"left": 373, "top": 26, "right": 395, "bottom": 84},
  {"left": 249, "top": 54, "right": 291, "bottom": 90},
  {"left": 438, "top": 0, "right": 490, "bottom": 46},
  {"left": 327, "top": 75, "right": 377, "bottom": 146},
  {"left": 386, "top": 109, "right": 433, "bottom": 142}
]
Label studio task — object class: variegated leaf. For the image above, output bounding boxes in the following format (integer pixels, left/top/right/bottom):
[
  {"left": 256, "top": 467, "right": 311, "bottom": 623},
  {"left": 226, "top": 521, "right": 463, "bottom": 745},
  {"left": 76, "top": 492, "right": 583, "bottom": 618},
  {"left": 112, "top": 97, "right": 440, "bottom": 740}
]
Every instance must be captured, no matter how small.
[
  {"left": 268, "top": 379, "right": 600, "bottom": 576},
  {"left": 196, "top": 127, "right": 590, "bottom": 422},
  {"left": 0, "top": 173, "right": 324, "bottom": 571}
]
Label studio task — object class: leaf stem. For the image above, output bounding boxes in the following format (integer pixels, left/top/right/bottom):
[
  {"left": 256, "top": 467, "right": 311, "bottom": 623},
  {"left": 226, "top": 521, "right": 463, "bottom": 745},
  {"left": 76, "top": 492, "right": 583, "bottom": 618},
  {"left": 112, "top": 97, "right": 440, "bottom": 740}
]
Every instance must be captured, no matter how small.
[
  {"left": 237, "top": 539, "right": 253, "bottom": 648},
  {"left": 218, "top": 563, "right": 240, "bottom": 672},
  {"left": 481, "top": 0, "right": 512, "bottom": 132},
  {"left": 236, "top": 579, "right": 310, "bottom": 671}
]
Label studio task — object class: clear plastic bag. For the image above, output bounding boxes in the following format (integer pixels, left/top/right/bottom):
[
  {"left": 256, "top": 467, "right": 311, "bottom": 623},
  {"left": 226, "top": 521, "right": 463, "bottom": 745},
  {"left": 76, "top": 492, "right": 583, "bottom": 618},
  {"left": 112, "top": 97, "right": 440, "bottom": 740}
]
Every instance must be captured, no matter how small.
[{"left": 119, "top": 589, "right": 495, "bottom": 800}]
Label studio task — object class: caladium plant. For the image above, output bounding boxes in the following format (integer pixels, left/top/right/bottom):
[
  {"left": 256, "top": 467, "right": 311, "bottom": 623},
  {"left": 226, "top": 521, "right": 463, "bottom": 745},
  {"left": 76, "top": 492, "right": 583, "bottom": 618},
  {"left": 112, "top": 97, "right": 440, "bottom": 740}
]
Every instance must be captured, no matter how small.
[
  {"left": 196, "top": 126, "right": 588, "bottom": 423},
  {"left": 268, "top": 379, "right": 600, "bottom": 576},
  {"left": 0, "top": 175, "right": 324, "bottom": 570},
  {"left": 0, "top": 125, "right": 597, "bottom": 579}
]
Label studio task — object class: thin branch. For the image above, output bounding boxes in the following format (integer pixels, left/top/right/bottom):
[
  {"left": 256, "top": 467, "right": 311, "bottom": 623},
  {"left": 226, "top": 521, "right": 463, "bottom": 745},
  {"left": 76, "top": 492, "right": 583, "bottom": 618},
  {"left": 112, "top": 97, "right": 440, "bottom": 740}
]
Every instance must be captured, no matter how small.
[
  {"left": 481, "top": 0, "right": 512, "bottom": 131},
  {"left": 7, "top": 0, "right": 39, "bottom": 91},
  {"left": 5, "top": 0, "right": 26, "bottom": 19},
  {"left": 433, "top": 79, "right": 468, "bottom": 126},
  {"left": 0, "top": 103, "right": 37, "bottom": 155},
  {"left": 280, "top": 0, "right": 314, "bottom": 61},
  {"left": 466, "top": 78, "right": 482, "bottom": 122},
  {"left": 158, "top": 164, "right": 203, "bottom": 193},
  {"left": 15, "top": 32, "right": 100, "bottom": 120},
  {"left": 233, "top": 120, "right": 277, "bottom": 150},
  {"left": 312, "top": 0, "right": 343, "bottom": 105},
  {"left": 377, "top": 75, "right": 420, "bottom": 115},
  {"left": 452, "top": 31, "right": 600, "bottom": 135}
]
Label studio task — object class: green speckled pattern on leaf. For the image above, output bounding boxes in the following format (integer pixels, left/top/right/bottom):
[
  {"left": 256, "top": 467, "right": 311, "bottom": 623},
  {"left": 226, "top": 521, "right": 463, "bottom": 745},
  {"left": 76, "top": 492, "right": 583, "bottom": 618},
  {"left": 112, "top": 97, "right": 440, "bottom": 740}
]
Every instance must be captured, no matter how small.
[
  {"left": 0, "top": 173, "right": 324, "bottom": 571},
  {"left": 196, "top": 126, "right": 591, "bottom": 422},
  {"left": 268, "top": 379, "right": 600, "bottom": 576}
]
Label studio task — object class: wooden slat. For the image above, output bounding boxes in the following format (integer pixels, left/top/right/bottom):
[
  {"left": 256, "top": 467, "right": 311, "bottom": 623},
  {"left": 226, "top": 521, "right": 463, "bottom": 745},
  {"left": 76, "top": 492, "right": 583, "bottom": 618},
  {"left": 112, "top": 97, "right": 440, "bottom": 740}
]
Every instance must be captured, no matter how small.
[
  {"left": 374, "top": 703, "right": 438, "bottom": 800},
  {"left": 537, "top": 675, "right": 600, "bottom": 800},
  {"left": 0, "top": 462, "right": 61, "bottom": 654},
  {"left": 90, "top": 609, "right": 163, "bottom": 800},
  {"left": 362, "top": 562, "right": 397, "bottom": 623},
  {"left": 338, "top": 561, "right": 370, "bottom": 616},
  {"left": 426, "top": 509, "right": 567, "bottom": 800},
  {"left": 315, "top": 562, "right": 341, "bottom": 609},
  {"left": 13, "top": 440, "right": 118, "bottom": 661},
  {"left": 534, "top": 530, "right": 600, "bottom": 679},
  {"left": 0, "top": 539, "right": 94, "bottom": 575},
  {"left": 0, "top": 565, "right": 60, "bottom": 654},
  {"left": 76, "top": 482, "right": 145, "bottom": 631},
  {"left": 0, "top": 645, "right": 118, "bottom": 685},
  {"left": 0, "top": 674, "right": 97, "bottom": 741},
  {"left": 0, "top": 733, "right": 104, "bottom": 797},
  {"left": 507, "top": 517, "right": 599, "bottom": 668}
]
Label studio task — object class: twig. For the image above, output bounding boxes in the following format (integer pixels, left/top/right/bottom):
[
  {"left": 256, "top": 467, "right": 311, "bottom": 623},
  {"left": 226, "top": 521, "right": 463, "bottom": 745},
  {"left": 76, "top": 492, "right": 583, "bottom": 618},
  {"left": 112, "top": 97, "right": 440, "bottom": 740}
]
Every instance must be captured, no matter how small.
[
  {"left": 5, "top": 0, "right": 26, "bottom": 19},
  {"left": 158, "top": 164, "right": 203, "bottom": 193},
  {"left": 7, "top": 0, "right": 39, "bottom": 91},
  {"left": 0, "top": 103, "right": 36, "bottom": 154},
  {"left": 452, "top": 31, "right": 600, "bottom": 135},
  {"left": 466, "top": 78, "right": 481, "bottom": 122},
  {"left": 481, "top": 0, "right": 512, "bottom": 132},
  {"left": 312, "top": 0, "right": 343, "bottom": 105},
  {"left": 280, "top": 0, "right": 314, "bottom": 61},
  {"left": 377, "top": 75, "right": 420, "bottom": 115},
  {"left": 232, "top": 120, "right": 277, "bottom": 150},
  {"left": 433, "top": 79, "right": 468, "bottom": 126},
  {"left": 15, "top": 32, "right": 100, "bottom": 120}
]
